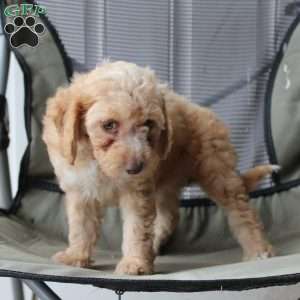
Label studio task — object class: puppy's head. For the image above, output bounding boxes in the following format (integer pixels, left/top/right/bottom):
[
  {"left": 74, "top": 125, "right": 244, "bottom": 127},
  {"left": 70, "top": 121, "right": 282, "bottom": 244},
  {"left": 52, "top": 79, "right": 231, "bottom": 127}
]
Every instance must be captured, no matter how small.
[{"left": 56, "top": 61, "right": 172, "bottom": 181}]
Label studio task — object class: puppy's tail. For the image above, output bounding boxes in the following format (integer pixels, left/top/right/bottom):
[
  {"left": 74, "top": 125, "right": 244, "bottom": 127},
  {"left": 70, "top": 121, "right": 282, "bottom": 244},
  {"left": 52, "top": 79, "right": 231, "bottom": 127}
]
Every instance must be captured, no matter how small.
[{"left": 241, "top": 165, "right": 280, "bottom": 193}]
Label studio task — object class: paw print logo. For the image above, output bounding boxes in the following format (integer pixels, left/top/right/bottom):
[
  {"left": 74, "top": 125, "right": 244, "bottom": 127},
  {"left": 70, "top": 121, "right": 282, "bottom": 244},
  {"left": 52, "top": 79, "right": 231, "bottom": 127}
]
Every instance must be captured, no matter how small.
[{"left": 4, "top": 16, "right": 45, "bottom": 48}]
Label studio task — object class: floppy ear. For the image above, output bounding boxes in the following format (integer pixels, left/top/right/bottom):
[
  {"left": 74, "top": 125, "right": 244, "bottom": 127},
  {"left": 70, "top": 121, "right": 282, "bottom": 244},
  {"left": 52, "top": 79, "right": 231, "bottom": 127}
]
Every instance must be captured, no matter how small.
[
  {"left": 160, "top": 97, "right": 173, "bottom": 160},
  {"left": 43, "top": 81, "right": 95, "bottom": 166},
  {"left": 62, "top": 99, "right": 83, "bottom": 165}
]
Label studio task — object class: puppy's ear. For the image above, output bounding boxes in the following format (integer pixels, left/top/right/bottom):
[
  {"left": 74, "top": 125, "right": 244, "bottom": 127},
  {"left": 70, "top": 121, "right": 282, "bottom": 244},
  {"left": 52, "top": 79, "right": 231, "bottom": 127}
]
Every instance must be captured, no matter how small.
[
  {"left": 62, "top": 99, "right": 83, "bottom": 165},
  {"left": 160, "top": 97, "right": 173, "bottom": 160}
]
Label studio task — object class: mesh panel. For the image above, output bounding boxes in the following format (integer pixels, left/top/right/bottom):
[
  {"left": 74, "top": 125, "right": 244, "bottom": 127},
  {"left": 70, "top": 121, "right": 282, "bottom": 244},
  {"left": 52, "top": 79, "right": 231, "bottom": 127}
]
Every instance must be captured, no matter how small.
[{"left": 38, "top": 0, "right": 296, "bottom": 199}]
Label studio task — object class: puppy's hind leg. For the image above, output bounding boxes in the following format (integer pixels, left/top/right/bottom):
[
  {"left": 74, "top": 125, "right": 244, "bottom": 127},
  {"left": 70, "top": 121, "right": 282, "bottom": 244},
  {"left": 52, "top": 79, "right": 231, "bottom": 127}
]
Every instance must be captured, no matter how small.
[
  {"left": 191, "top": 126, "right": 274, "bottom": 260},
  {"left": 153, "top": 189, "right": 180, "bottom": 255},
  {"left": 53, "top": 191, "right": 102, "bottom": 267},
  {"left": 197, "top": 161, "right": 274, "bottom": 260}
]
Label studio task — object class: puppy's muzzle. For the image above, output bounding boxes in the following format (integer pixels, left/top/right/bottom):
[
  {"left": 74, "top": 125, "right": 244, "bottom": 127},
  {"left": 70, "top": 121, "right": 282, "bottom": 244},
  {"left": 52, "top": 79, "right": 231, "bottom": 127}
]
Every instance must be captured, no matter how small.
[{"left": 126, "top": 161, "right": 144, "bottom": 175}]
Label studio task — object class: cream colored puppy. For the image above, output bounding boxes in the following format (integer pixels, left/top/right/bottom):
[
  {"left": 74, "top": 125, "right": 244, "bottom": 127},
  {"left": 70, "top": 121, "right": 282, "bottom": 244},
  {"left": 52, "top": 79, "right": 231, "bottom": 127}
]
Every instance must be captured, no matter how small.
[{"left": 43, "top": 61, "right": 277, "bottom": 275}]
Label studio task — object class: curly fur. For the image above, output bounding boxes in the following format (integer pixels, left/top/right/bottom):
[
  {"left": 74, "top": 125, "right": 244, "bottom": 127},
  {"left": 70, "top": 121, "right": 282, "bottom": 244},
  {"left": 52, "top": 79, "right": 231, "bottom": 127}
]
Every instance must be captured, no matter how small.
[{"left": 43, "top": 61, "right": 277, "bottom": 275}]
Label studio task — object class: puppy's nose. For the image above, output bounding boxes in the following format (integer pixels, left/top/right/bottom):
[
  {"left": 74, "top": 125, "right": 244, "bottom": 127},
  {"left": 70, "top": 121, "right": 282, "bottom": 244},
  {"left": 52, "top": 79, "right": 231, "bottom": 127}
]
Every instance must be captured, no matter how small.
[{"left": 126, "top": 161, "right": 144, "bottom": 175}]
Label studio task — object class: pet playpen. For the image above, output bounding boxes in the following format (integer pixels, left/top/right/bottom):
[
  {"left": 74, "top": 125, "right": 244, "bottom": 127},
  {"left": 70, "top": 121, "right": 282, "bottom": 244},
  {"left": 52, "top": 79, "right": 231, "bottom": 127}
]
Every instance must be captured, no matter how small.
[{"left": 1, "top": 0, "right": 300, "bottom": 299}]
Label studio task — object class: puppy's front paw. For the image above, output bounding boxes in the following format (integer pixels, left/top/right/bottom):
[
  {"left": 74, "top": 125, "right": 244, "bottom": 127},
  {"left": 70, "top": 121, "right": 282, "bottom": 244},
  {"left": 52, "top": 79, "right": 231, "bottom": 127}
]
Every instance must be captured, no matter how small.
[
  {"left": 53, "top": 250, "right": 91, "bottom": 268},
  {"left": 115, "top": 257, "right": 153, "bottom": 275},
  {"left": 243, "top": 243, "right": 275, "bottom": 261}
]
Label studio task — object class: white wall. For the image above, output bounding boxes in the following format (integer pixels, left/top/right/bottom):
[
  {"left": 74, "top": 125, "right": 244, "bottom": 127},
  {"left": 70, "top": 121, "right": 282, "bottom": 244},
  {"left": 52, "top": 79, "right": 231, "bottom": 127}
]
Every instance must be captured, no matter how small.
[
  {"left": 20, "top": 282, "right": 300, "bottom": 300},
  {"left": 6, "top": 53, "right": 27, "bottom": 197},
  {"left": 5, "top": 280, "right": 300, "bottom": 300}
]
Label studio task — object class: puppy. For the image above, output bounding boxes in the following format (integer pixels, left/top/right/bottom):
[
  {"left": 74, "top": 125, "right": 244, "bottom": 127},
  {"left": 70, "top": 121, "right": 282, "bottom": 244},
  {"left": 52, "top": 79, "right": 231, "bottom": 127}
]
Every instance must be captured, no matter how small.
[{"left": 43, "top": 61, "right": 277, "bottom": 275}]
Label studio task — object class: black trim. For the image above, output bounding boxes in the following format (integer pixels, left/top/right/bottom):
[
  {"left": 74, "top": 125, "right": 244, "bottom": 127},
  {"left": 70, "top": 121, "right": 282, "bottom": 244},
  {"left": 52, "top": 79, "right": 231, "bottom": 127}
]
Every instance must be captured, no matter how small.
[
  {"left": 28, "top": 178, "right": 63, "bottom": 194},
  {"left": 0, "top": 208, "right": 10, "bottom": 215},
  {"left": 0, "top": 94, "right": 9, "bottom": 150},
  {"left": 264, "top": 13, "right": 300, "bottom": 184},
  {"left": 0, "top": 268, "right": 300, "bottom": 292},
  {"left": 27, "top": 176, "right": 300, "bottom": 207}
]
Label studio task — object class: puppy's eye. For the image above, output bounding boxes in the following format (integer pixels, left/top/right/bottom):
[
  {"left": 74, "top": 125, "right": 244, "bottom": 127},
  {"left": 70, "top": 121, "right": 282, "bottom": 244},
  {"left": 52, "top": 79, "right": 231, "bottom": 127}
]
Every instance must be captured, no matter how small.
[
  {"left": 102, "top": 120, "right": 119, "bottom": 132},
  {"left": 143, "top": 119, "right": 156, "bottom": 129}
]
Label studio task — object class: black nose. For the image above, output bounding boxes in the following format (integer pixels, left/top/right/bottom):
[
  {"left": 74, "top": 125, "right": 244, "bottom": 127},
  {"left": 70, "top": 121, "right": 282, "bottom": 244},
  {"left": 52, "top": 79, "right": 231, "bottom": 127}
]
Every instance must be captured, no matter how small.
[{"left": 126, "top": 161, "right": 144, "bottom": 175}]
